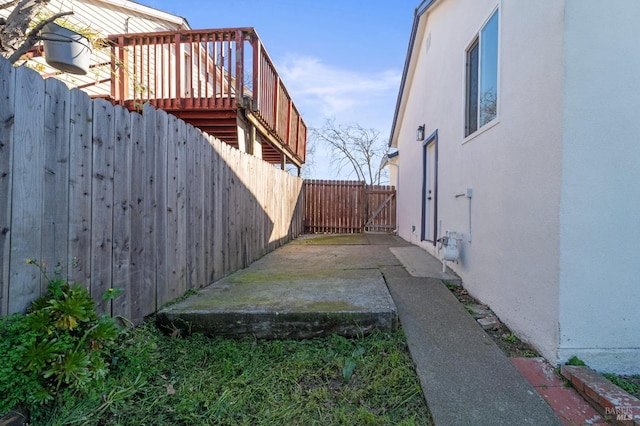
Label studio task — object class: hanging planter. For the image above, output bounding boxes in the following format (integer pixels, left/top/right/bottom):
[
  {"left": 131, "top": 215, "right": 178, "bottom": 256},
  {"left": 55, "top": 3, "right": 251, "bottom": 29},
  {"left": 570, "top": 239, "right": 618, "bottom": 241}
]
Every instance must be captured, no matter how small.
[{"left": 41, "top": 22, "right": 92, "bottom": 75}]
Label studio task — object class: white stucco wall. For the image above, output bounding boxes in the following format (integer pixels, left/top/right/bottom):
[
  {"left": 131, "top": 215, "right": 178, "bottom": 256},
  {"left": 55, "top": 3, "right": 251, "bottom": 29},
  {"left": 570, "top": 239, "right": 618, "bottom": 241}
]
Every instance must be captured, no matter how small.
[
  {"left": 394, "top": 0, "right": 640, "bottom": 373},
  {"left": 393, "top": 0, "right": 565, "bottom": 362},
  {"left": 558, "top": 0, "right": 640, "bottom": 374}
]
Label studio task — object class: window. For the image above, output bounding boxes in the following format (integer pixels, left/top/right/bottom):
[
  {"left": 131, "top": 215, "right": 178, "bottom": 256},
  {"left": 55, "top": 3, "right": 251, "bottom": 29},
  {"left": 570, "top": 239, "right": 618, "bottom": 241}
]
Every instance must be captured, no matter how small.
[{"left": 465, "top": 9, "right": 499, "bottom": 137}]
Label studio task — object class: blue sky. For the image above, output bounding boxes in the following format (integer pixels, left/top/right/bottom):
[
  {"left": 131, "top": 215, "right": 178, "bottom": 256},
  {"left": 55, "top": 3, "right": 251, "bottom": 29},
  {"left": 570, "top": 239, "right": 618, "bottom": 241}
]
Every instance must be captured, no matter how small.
[{"left": 134, "top": 0, "right": 415, "bottom": 179}]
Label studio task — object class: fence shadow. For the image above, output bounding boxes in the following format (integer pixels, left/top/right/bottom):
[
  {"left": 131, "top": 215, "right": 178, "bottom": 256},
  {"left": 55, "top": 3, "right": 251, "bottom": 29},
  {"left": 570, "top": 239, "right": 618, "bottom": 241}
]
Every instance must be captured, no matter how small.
[{"left": 0, "top": 58, "right": 303, "bottom": 324}]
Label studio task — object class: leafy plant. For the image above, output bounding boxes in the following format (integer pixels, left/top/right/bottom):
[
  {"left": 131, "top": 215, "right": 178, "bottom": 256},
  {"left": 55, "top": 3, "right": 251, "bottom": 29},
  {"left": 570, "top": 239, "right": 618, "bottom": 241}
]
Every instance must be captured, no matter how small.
[
  {"left": 566, "top": 356, "right": 586, "bottom": 366},
  {"left": 342, "top": 346, "right": 365, "bottom": 382},
  {"left": 502, "top": 333, "right": 519, "bottom": 344},
  {"left": 0, "top": 260, "right": 122, "bottom": 415},
  {"left": 31, "top": 12, "right": 103, "bottom": 49}
]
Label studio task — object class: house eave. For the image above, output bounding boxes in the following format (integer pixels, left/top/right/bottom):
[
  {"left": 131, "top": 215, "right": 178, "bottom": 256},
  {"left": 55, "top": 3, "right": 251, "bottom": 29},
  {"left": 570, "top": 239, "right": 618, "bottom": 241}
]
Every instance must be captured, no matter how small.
[
  {"left": 96, "top": 0, "right": 191, "bottom": 29},
  {"left": 388, "top": 0, "right": 439, "bottom": 148}
]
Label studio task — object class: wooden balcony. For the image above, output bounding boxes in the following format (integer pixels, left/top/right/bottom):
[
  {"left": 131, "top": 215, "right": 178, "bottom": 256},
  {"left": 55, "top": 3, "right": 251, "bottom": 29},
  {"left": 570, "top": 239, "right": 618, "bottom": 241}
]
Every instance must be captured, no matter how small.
[{"left": 107, "top": 28, "right": 306, "bottom": 168}]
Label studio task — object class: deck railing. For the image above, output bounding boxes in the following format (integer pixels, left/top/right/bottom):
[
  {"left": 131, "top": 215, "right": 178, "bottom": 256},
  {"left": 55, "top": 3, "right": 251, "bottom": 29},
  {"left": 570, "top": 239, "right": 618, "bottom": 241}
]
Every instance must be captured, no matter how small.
[{"left": 108, "top": 28, "right": 306, "bottom": 163}]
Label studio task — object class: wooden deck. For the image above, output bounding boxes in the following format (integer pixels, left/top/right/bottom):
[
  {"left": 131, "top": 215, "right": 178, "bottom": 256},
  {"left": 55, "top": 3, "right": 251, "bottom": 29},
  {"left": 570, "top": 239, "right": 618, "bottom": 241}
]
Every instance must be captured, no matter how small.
[{"left": 108, "top": 28, "right": 306, "bottom": 168}]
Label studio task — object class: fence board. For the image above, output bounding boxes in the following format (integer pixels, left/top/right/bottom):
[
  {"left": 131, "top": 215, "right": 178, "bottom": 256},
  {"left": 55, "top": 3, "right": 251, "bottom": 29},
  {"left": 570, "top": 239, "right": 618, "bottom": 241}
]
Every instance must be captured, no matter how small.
[
  {"left": 164, "top": 115, "right": 186, "bottom": 303},
  {"left": 202, "top": 134, "right": 213, "bottom": 284},
  {"left": 68, "top": 89, "right": 93, "bottom": 288},
  {"left": 112, "top": 105, "right": 132, "bottom": 318},
  {"left": 212, "top": 140, "right": 224, "bottom": 281},
  {"left": 91, "top": 99, "right": 115, "bottom": 315},
  {"left": 141, "top": 104, "right": 157, "bottom": 316},
  {"left": 129, "top": 111, "right": 145, "bottom": 324},
  {"left": 185, "top": 124, "right": 196, "bottom": 290},
  {"left": 221, "top": 144, "right": 230, "bottom": 273},
  {"left": 175, "top": 121, "right": 188, "bottom": 291},
  {"left": 0, "top": 59, "right": 15, "bottom": 316},
  {"left": 195, "top": 131, "right": 205, "bottom": 287},
  {"left": 154, "top": 109, "right": 168, "bottom": 306},
  {"left": 230, "top": 149, "right": 240, "bottom": 270},
  {"left": 42, "top": 78, "right": 70, "bottom": 293},
  {"left": 9, "top": 66, "right": 45, "bottom": 313}
]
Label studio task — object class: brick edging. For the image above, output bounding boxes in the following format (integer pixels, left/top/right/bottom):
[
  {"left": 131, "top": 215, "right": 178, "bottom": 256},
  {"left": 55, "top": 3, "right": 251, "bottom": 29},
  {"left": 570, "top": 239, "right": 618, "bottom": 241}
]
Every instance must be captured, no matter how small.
[{"left": 561, "top": 365, "right": 640, "bottom": 426}]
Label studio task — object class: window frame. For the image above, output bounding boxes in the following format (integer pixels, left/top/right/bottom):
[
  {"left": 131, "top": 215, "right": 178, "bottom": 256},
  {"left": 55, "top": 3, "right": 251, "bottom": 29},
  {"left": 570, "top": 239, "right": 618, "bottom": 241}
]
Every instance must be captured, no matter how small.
[{"left": 464, "top": 7, "right": 500, "bottom": 139}]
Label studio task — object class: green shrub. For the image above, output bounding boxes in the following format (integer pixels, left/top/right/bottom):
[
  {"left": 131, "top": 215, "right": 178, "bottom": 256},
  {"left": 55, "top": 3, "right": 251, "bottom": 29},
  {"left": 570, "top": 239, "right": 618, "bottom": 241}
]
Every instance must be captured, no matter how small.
[
  {"left": 0, "top": 260, "right": 121, "bottom": 415},
  {"left": 566, "top": 356, "right": 586, "bottom": 366}
]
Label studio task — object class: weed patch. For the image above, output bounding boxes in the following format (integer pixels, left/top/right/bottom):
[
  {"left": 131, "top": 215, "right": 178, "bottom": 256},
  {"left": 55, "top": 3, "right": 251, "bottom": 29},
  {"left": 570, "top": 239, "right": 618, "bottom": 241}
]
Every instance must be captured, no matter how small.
[
  {"left": 603, "top": 374, "right": 640, "bottom": 399},
  {"left": 445, "top": 283, "right": 540, "bottom": 358},
  {"left": 4, "top": 321, "right": 431, "bottom": 425},
  {"left": 566, "top": 356, "right": 587, "bottom": 366},
  {"left": 0, "top": 260, "right": 120, "bottom": 417}
]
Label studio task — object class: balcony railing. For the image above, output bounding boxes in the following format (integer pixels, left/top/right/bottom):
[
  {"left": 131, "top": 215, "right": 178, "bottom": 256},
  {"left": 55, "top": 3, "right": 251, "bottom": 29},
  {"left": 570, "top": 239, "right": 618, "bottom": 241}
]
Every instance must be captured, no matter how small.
[{"left": 108, "top": 28, "right": 306, "bottom": 164}]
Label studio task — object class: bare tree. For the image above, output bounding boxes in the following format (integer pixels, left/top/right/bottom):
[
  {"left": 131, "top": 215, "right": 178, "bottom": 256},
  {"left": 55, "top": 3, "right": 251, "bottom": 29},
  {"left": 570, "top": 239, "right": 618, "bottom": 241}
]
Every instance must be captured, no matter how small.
[
  {"left": 310, "top": 118, "right": 388, "bottom": 185},
  {"left": 479, "top": 87, "right": 497, "bottom": 127},
  {"left": 291, "top": 135, "right": 317, "bottom": 179},
  {"left": 0, "top": 0, "right": 72, "bottom": 64}
]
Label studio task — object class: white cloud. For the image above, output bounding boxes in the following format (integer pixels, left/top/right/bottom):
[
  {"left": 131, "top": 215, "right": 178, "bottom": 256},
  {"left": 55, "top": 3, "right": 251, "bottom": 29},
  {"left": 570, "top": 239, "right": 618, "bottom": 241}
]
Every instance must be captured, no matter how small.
[
  {"left": 278, "top": 56, "right": 401, "bottom": 180},
  {"left": 279, "top": 56, "right": 401, "bottom": 129}
]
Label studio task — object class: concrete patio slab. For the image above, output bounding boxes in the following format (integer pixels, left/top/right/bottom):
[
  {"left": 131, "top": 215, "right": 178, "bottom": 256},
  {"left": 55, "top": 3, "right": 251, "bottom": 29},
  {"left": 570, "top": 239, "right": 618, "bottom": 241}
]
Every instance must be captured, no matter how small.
[
  {"left": 156, "top": 238, "right": 399, "bottom": 339},
  {"left": 389, "top": 246, "right": 461, "bottom": 283}
]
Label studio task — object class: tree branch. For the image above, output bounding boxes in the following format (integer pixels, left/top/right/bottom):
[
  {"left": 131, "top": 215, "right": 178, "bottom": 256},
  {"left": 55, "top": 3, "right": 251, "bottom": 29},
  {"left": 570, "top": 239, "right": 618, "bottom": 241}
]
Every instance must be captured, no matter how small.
[
  {"left": 313, "top": 118, "right": 388, "bottom": 184},
  {"left": 0, "top": 0, "right": 20, "bottom": 11},
  {"left": 1, "top": 0, "right": 53, "bottom": 61},
  {"left": 7, "top": 10, "right": 73, "bottom": 63}
]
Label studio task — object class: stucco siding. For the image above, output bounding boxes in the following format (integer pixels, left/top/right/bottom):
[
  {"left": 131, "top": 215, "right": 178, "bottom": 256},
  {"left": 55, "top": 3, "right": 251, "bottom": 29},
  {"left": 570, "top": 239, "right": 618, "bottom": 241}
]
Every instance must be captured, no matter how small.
[
  {"left": 559, "top": 0, "right": 640, "bottom": 374},
  {"left": 394, "top": 0, "right": 564, "bottom": 362}
]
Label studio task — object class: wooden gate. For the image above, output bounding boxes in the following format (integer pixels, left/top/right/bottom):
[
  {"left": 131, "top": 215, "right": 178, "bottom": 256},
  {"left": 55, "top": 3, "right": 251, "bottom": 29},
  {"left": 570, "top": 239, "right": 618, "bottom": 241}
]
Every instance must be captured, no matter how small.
[
  {"left": 303, "top": 180, "right": 396, "bottom": 234},
  {"left": 364, "top": 185, "right": 397, "bottom": 233}
]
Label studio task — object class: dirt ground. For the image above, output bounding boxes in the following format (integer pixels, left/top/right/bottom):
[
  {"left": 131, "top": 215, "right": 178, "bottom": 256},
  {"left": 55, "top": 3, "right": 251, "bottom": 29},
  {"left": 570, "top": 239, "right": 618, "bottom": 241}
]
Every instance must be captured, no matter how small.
[{"left": 445, "top": 283, "right": 540, "bottom": 358}]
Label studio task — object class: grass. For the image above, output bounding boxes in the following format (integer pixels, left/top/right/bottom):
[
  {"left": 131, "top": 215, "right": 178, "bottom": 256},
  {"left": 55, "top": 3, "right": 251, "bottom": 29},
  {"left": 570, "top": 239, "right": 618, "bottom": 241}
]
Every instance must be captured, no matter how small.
[
  {"left": 25, "top": 322, "right": 432, "bottom": 425},
  {"left": 603, "top": 374, "right": 640, "bottom": 399},
  {"left": 292, "top": 234, "right": 368, "bottom": 245}
]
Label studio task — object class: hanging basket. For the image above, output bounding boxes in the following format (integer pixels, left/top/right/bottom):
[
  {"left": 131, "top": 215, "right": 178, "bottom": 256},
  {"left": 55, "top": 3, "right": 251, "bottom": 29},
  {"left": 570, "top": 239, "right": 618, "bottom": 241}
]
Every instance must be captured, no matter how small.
[{"left": 41, "top": 22, "right": 92, "bottom": 75}]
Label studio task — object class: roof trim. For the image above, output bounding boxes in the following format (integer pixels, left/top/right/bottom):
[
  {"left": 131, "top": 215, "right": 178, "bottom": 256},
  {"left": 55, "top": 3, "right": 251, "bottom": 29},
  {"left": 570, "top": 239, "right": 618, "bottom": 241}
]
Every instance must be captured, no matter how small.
[
  {"left": 388, "top": 0, "right": 438, "bottom": 147},
  {"left": 96, "top": 0, "right": 190, "bottom": 28}
]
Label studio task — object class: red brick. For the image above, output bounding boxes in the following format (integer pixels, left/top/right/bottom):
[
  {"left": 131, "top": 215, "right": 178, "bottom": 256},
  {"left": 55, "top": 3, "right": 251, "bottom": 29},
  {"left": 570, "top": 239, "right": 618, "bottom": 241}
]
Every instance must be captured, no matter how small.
[
  {"left": 571, "top": 374, "right": 585, "bottom": 392},
  {"left": 511, "top": 357, "right": 565, "bottom": 387},
  {"left": 560, "top": 366, "right": 640, "bottom": 426},
  {"left": 560, "top": 365, "right": 575, "bottom": 381},
  {"left": 585, "top": 384, "right": 600, "bottom": 402},
  {"left": 599, "top": 395, "right": 616, "bottom": 412},
  {"left": 538, "top": 386, "right": 606, "bottom": 426}
]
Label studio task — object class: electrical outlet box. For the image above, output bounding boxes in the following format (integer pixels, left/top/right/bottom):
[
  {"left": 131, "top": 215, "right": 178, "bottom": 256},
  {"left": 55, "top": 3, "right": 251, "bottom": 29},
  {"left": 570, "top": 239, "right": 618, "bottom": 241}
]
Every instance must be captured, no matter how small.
[{"left": 466, "top": 188, "right": 473, "bottom": 198}]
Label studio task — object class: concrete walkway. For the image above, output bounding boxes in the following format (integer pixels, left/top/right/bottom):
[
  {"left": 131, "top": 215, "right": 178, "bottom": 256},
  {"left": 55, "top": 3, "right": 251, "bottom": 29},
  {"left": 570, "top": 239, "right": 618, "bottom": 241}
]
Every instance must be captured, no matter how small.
[
  {"left": 159, "top": 234, "right": 562, "bottom": 425},
  {"left": 382, "top": 257, "right": 562, "bottom": 425}
]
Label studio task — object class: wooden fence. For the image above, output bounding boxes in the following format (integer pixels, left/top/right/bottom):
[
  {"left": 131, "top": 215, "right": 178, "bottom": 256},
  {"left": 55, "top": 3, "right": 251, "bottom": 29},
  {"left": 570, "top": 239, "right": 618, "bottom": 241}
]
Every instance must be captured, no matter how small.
[
  {"left": 0, "top": 58, "right": 303, "bottom": 323},
  {"left": 303, "top": 180, "right": 396, "bottom": 234}
]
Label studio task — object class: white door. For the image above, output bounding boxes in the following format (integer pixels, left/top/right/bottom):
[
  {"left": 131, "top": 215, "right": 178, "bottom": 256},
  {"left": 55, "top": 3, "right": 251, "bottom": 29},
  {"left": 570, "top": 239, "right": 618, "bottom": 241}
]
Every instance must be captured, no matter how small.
[{"left": 421, "top": 133, "right": 438, "bottom": 243}]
